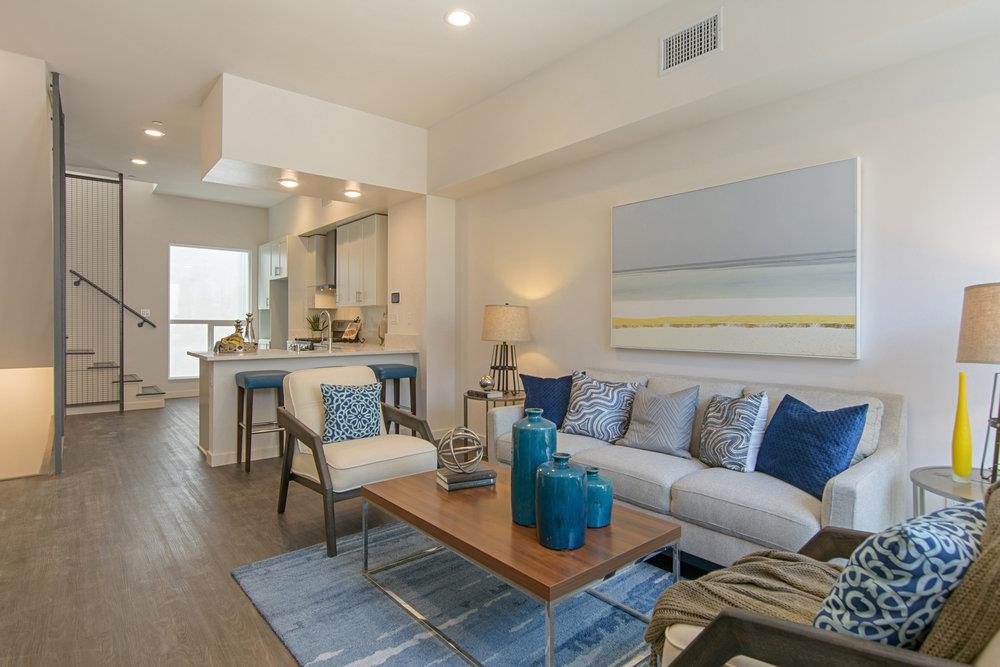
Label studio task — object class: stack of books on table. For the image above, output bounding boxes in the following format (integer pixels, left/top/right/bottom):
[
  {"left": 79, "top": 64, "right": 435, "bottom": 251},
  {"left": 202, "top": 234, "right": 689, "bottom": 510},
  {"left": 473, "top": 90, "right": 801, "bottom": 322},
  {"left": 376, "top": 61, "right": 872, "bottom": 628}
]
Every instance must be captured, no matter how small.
[
  {"left": 436, "top": 466, "right": 497, "bottom": 491},
  {"left": 467, "top": 388, "right": 502, "bottom": 399}
]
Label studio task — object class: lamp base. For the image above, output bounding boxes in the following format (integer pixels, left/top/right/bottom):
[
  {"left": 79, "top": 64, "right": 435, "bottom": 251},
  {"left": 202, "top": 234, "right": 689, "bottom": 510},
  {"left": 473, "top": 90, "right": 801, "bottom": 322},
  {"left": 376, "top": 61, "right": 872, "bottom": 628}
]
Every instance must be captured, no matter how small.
[
  {"left": 488, "top": 342, "right": 521, "bottom": 395},
  {"left": 982, "top": 372, "right": 1000, "bottom": 484}
]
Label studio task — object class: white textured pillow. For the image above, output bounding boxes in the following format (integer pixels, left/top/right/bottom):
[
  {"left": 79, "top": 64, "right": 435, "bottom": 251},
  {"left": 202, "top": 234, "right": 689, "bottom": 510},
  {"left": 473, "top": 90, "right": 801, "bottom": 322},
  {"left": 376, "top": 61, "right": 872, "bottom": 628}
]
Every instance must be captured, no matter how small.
[{"left": 617, "top": 385, "right": 698, "bottom": 457}]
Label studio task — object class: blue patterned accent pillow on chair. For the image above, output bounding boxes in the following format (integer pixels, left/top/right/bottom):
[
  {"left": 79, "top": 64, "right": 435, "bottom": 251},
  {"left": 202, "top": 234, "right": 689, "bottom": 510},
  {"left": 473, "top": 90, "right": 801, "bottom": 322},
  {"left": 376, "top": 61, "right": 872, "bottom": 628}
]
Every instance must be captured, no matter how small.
[
  {"left": 755, "top": 395, "right": 868, "bottom": 499},
  {"left": 561, "top": 372, "right": 639, "bottom": 442},
  {"left": 520, "top": 373, "right": 573, "bottom": 428},
  {"left": 321, "top": 383, "right": 383, "bottom": 443},
  {"left": 814, "top": 503, "right": 987, "bottom": 649}
]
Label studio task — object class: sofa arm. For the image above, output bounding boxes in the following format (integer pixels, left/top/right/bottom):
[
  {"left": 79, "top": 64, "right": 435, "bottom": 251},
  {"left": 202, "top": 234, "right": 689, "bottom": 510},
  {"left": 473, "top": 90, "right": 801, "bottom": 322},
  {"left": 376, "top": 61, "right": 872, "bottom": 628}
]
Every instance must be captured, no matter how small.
[
  {"left": 487, "top": 405, "right": 525, "bottom": 462},
  {"left": 822, "top": 444, "right": 901, "bottom": 532}
]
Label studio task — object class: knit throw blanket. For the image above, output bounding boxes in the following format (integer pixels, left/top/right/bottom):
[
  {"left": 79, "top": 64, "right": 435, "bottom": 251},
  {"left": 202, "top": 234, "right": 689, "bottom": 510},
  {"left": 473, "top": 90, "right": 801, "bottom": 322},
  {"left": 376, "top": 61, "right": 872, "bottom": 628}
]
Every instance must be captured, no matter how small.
[
  {"left": 920, "top": 480, "right": 1000, "bottom": 662},
  {"left": 643, "top": 549, "right": 841, "bottom": 663}
]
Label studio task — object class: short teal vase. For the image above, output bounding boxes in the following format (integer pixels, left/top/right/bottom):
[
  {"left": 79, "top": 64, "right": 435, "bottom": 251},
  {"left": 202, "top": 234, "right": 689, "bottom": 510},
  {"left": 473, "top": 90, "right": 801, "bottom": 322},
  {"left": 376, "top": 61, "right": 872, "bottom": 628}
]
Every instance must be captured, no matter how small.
[
  {"left": 535, "top": 453, "right": 587, "bottom": 550},
  {"left": 510, "top": 408, "right": 556, "bottom": 527},
  {"left": 585, "top": 467, "right": 613, "bottom": 528}
]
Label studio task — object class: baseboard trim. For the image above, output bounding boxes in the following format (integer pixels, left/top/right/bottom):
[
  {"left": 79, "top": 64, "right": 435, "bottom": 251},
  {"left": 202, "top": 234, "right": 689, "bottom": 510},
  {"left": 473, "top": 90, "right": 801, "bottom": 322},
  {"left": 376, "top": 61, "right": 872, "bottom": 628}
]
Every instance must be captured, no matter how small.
[{"left": 201, "top": 442, "right": 283, "bottom": 468}]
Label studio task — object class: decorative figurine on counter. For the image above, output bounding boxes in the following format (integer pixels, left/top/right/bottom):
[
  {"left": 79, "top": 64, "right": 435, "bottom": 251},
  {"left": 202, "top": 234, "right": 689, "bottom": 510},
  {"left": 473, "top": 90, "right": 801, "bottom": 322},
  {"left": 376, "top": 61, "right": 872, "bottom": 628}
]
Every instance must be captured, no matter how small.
[{"left": 213, "top": 316, "right": 258, "bottom": 354}]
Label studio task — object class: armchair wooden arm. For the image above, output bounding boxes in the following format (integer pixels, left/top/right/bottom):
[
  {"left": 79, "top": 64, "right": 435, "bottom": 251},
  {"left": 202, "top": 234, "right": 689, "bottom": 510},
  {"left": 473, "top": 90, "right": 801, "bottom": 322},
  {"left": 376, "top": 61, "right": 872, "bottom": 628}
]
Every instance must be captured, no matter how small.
[
  {"left": 797, "top": 526, "right": 871, "bottom": 562},
  {"left": 382, "top": 404, "right": 435, "bottom": 444},
  {"left": 672, "top": 609, "right": 965, "bottom": 667}
]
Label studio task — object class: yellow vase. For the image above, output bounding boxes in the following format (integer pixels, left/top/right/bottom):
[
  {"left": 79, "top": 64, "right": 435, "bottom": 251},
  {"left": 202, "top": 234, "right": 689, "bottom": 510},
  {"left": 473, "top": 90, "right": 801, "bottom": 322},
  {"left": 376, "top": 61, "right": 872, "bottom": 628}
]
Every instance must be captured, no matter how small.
[{"left": 952, "top": 371, "right": 973, "bottom": 483}]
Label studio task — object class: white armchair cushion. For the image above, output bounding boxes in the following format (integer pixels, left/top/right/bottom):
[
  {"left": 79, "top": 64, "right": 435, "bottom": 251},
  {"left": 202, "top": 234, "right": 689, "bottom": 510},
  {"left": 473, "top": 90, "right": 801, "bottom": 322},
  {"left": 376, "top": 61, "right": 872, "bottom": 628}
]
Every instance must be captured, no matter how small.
[{"left": 292, "top": 434, "right": 437, "bottom": 493}]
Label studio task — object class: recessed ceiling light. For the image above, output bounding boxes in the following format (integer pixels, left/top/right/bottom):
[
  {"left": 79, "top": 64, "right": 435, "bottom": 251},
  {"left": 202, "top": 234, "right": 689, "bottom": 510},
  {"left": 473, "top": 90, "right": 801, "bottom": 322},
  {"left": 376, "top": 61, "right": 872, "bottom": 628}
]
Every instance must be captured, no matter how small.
[
  {"left": 278, "top": 178, "right": 299, "bottom": 189},
  {"left": 131, "top": 158, "right": 147, "bottom": 165},
  {"left": 144, "top": 128, "right": 165, "bottom": 137},
  {"left": 444, "top": 9, "right": 473, "bottom": 27},
  {"left": 344, "top": 189, "right": 361, "bottom": 198}
]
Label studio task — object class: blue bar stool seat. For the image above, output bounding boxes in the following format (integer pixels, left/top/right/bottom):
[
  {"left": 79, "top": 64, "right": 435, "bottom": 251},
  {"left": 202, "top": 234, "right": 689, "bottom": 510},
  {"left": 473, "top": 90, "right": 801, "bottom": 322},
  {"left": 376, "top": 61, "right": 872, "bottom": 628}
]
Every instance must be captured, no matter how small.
[
  {"left": 235, "top": 370, "right": 289, "bottom": 472},
  {"left": 367, "top": 363, "right": 417, "bottom": 433}
]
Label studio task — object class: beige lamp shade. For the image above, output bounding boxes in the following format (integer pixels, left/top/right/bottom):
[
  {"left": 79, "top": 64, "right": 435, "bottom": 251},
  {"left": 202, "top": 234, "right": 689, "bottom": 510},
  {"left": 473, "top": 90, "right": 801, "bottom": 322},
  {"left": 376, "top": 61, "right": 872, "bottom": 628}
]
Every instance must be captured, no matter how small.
[
  {"left": 481, "top": 304, "right": 530, "bottom": 342},
  {"left": 957, "top": 283, "right": 1000, "bottom": 363}
]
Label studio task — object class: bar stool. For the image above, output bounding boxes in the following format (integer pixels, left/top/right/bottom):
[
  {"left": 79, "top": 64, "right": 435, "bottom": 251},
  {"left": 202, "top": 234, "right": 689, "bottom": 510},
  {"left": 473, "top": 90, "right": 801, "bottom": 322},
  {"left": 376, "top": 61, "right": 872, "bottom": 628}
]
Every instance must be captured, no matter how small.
[
  {"left": 367, "top": 363, "right": 417, "bottom": 433},
  {"left": 235, "top": 370, "right": 289, "bottom": 473}
]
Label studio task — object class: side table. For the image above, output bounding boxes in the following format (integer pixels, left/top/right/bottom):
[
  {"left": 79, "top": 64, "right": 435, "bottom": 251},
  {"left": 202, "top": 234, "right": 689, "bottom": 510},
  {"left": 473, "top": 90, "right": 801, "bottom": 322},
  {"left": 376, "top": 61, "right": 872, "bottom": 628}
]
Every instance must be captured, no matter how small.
[
  {"left": 463, "top": 390, "right": 525, "bottom": 459},
  {"left": 909, "top": 466, "right": 989, "bottom": 517}
]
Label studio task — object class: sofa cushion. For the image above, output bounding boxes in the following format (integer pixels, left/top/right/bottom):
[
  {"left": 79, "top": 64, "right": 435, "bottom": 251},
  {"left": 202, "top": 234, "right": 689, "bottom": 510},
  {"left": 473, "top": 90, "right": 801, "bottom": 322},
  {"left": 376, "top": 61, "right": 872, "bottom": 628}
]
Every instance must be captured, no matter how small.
[
  {"left": 756, "top": 395, "right": 869, "bottom": 499},
  {"left": 745, "top": 384, "right": 884, "bottom": 464},
  {"left": 617, "top": 385, "right": 698, "bottom": 458},
  {"left": 698, "top": 392, "right": 768, "bottom": 472},
  {"left": 647, "top": 376, "right": 744, "bottom": 458},
  {"left": 520, "top": 373, "right": 572, "bottom": 428},
  {"left": 814, "top": 503, "right": 987, "bottom": 650},
  {"left": 670, "top": 468, "right": 822, "bottom": 551},
  {"left": 495, "top": 431, "right": 606, "bottom": 465},
  {"left": 562, "top": 372, "right": 639, "bottom": 442},
  {"left": 291, "top": 434, "right": 438, "bottom": 493},
  {"left": 572, "top": 446, "right": 706, "bottom": 514}
]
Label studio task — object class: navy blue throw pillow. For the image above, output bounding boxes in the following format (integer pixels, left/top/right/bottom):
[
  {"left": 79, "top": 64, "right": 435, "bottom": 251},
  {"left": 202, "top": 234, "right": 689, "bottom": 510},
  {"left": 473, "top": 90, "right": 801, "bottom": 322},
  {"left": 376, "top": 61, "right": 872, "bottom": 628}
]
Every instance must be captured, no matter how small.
[
  {"left": 756, "top": 395, "right": 869, "bottom": 499},
  {"left": 520, "top": 374, "right": 572, "bottom": 428}
]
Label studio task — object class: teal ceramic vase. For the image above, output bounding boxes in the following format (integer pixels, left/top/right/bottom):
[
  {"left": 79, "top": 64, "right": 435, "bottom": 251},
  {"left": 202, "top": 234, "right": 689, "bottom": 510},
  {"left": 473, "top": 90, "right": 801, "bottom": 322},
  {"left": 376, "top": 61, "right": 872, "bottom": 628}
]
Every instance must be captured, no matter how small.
[
  {"left": 585, "top": 467, "right": 613, "bottom": 528},
  {"left": 535, "top": 452, "right": 587, "bottom": 550},
  {"left": 510, "top": 408, "right": 556, "bottom": 526}
]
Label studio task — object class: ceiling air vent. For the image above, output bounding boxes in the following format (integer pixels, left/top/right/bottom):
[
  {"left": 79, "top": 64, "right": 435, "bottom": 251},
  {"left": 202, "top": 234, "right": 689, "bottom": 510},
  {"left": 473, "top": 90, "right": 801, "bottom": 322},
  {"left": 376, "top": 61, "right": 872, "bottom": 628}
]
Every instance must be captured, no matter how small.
[{"left": 660, "top": 11, "right": 721, "bottom": 75}]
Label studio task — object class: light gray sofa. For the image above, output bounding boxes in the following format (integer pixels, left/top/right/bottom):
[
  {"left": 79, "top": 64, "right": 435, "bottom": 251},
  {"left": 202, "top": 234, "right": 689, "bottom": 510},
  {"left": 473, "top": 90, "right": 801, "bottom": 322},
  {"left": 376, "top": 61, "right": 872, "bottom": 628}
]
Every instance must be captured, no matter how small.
[{"left": 487, "top": 368, "right": 907, "bottom": 567}]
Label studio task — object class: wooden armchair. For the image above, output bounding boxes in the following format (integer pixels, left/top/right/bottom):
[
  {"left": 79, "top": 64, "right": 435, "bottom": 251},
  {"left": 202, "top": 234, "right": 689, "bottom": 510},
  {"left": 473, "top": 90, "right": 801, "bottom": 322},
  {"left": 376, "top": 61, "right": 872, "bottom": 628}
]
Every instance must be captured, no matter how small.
[{"left": 276, "top": 366, "right": 438, "bottom": 556}]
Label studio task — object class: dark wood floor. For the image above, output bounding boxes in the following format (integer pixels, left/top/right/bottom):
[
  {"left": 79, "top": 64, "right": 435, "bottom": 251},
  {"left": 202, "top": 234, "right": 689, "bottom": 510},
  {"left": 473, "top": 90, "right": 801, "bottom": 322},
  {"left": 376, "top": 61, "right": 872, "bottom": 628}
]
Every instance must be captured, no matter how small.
[{"left": 0, "top": 398, "right": 391, "bottom": 665}]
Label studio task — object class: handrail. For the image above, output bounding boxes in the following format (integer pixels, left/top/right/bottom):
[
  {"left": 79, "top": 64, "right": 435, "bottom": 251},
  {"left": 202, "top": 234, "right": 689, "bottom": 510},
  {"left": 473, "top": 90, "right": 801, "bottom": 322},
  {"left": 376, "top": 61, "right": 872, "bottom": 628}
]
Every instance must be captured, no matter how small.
[{"left": 69, "top": 269, "right": 157, "bottom": 328}]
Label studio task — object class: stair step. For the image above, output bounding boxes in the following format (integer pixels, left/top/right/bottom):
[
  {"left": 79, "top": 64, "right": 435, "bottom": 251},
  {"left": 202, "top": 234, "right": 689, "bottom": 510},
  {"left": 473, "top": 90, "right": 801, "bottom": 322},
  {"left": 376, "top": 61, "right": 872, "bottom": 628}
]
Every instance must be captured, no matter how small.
[
  {"left": 88, "top": 362, "right": 119, "bottom": 369},
  {"left": 112, "top": 374, "right": 143, "bottom": 384},
  {"left": 67, "top": 348, "right": 95, "bottom": 355},
  {"left": 137, "top": 385, "right": 165, "bottom": 397}
]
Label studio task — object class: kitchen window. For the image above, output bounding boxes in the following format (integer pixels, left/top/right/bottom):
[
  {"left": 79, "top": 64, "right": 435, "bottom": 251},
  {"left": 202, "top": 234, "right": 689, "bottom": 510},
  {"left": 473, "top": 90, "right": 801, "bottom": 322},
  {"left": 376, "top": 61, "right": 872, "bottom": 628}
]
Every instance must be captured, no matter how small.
[{"left": 169, "top": 245, "right": 250, "bottom": 379}]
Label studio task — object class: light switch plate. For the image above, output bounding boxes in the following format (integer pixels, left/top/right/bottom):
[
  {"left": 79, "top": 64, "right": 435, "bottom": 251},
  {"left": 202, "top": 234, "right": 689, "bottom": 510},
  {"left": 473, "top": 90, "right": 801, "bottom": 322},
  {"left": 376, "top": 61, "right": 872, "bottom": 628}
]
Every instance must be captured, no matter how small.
[
  {"left": 389, "top": 313, "right": 399, "bottom": 324},
  {"left": 140, "top": 308, "right": 151, "bottom": 317}
]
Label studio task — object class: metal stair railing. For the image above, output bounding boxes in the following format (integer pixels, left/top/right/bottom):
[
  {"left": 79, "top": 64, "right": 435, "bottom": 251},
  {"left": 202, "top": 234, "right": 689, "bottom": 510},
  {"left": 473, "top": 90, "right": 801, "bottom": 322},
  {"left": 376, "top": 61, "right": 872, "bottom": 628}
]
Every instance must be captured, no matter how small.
[{"left": 69, "top": 269, "right": 157, "bottom": 328}]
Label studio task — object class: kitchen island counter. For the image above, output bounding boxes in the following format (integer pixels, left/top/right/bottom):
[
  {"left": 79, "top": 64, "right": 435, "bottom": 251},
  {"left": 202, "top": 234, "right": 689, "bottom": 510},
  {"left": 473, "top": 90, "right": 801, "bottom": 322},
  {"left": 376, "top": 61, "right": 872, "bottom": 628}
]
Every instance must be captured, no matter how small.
[{"left": 189, "top": 345, "right": 418, "bottom": 466}]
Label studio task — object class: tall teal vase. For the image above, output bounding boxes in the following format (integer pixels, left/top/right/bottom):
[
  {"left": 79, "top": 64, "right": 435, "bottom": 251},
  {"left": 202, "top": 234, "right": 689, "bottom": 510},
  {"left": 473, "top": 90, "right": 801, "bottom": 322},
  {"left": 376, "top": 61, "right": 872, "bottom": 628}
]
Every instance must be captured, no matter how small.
[
  {"left": 585, "top": 467, "right": 613, "bottom": 528},
  {"left": 510, "top": 408, "right": 556, "bottom": 526},
  {"left": 535, "top": 453, "right": 587, "bottom": 550}
]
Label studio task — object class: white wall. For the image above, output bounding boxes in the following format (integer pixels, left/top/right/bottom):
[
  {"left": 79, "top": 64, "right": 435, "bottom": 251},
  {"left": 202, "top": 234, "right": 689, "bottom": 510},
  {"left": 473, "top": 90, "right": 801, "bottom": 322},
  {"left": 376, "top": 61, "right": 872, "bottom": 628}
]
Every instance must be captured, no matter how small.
[
  {"left": 123, "top": 181, "right": 268, "bottom": 399},
  {"left": 0, "top": 49, "right": 53, "bottom": 479},
  {"left": 456, "top": 36, "right": 1000, "bottom": 471}
]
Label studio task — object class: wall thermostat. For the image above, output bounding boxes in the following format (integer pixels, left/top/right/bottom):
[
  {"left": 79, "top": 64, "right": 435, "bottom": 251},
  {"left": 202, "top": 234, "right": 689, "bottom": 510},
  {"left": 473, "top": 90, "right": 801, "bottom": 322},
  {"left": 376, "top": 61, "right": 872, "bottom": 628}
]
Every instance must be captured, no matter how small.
[{"left": 391, "top": 292, "right": 400, "bottom": 304}]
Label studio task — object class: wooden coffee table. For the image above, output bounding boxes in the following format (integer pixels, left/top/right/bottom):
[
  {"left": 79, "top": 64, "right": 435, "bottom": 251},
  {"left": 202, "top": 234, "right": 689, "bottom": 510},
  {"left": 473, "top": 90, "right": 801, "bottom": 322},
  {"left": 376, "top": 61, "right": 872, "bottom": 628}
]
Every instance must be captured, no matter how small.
[{"left": 361, "top": 467, "right": 682, "bottom": 666}]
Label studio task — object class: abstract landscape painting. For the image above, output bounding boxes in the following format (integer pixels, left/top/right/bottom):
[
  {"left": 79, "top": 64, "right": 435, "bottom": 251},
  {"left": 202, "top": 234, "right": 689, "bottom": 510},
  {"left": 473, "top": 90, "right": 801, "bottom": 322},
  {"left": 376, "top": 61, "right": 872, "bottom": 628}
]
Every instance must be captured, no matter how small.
[{"left": 612, "top": 159, "right": 859, "bottom": 358}]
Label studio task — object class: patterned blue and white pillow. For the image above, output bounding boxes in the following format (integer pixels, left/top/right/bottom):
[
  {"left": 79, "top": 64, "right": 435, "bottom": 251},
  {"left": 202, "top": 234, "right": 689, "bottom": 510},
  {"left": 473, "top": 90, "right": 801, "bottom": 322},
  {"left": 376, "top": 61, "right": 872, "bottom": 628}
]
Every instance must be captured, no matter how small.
[
  {"left": 814, "top": 503, "right": 987, "bottom": 649},
  {"left": 321, "top": 383, "right": 382, "bottom": 444},
  {"left": 561, "top": 372, "right": 639, "bottom": 442},
  {"left": 698, "top": 392, "right": 768, "bottom": 472}
]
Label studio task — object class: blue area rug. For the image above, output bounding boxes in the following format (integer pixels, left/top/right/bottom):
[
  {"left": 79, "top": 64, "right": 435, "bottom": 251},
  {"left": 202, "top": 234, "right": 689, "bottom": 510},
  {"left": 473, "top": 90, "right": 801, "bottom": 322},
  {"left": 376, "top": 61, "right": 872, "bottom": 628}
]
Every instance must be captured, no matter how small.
[{"left": 232, "top": 522, "right": 674, "bottom": 666}]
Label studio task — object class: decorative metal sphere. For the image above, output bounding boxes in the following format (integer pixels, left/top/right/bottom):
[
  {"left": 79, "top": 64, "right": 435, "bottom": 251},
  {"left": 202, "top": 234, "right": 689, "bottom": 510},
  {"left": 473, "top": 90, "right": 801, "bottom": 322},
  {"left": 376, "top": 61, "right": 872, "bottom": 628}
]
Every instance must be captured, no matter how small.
[
  {"left": 437, "top": 427, "right": 484, "bottom": 473},
  {"left": 479, "top": 375, "right": 495, "bottom": 390}
]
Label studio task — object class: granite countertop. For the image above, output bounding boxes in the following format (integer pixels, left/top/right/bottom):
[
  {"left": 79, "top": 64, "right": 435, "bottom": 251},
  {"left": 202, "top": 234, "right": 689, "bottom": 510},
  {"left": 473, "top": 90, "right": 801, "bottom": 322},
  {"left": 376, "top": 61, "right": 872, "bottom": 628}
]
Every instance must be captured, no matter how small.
[{"left": 187, "top": 344, "right": 418, "bottom": 362}]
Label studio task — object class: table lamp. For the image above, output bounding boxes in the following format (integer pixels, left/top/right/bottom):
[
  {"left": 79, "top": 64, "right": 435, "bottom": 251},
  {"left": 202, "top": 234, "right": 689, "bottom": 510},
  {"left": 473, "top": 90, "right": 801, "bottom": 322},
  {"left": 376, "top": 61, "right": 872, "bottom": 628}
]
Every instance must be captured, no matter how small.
[
  {"left": 481, "top": 304, "right": 530, "bottom": 395},
  {"left": 956, "top": 282, "right": 1000, "bottom": 483}
]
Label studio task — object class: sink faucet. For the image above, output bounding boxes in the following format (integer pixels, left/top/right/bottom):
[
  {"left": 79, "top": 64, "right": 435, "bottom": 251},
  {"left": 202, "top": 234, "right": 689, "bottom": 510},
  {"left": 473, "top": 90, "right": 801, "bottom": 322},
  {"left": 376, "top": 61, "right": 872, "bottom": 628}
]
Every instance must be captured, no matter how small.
[{"left": 319, "top": 310, "right": 333, "bottom": 352}]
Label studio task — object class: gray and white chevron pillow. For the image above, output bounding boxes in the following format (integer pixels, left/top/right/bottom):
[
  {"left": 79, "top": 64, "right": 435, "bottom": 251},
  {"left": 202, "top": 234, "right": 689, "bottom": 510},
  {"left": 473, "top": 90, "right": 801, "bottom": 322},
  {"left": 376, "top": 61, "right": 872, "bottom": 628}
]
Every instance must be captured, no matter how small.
[
  {"left": 617, "top": 385, "right": 699, "bottom": 458},
  {"left": 561, "top": 372, "right": 639, "bottom": 443},
  {"left": 698, "top": 392, "right": 768, "bottom": 472}
]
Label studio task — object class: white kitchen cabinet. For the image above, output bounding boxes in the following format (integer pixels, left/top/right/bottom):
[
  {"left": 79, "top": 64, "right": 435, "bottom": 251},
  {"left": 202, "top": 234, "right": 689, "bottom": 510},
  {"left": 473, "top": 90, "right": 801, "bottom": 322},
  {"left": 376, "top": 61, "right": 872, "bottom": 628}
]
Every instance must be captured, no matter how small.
[
  {"left": 335, "top": 214, "right": 386, "bottom": 307},
  {"left": 258, "top": 243, "right": 271, "bottom": 310},
  {"left": 272, "top": 238, "right": 288, "bottom": 279}
]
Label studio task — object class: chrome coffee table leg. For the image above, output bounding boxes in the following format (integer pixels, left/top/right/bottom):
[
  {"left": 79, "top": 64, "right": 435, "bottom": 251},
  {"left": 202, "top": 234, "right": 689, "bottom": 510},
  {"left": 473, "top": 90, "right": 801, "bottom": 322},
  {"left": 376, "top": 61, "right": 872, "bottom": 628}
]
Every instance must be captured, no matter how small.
[{"left": 546, "top": 601, "right": 555, "bottom": 667}]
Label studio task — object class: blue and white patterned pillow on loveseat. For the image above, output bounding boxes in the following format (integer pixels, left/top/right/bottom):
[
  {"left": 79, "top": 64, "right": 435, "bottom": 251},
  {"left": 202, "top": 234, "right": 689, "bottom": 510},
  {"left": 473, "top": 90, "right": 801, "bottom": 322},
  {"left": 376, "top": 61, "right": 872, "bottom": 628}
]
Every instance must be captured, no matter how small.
[
  {"left": 561, "top": 372, "right": 639, "bottom": 442},
  {"left": 321, "top": 382, "right": 382, "bottom": 443},
  {"left": 813, "top": 502, "right": 987, "bottom": 649}
]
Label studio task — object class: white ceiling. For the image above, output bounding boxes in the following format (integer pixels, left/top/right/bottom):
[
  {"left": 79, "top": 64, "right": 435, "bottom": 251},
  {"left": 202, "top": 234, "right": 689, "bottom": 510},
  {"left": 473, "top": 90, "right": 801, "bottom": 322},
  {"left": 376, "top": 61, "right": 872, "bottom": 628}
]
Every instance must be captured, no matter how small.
[{"left": 0, "top": 0, "right": 671, "bottom": 208}]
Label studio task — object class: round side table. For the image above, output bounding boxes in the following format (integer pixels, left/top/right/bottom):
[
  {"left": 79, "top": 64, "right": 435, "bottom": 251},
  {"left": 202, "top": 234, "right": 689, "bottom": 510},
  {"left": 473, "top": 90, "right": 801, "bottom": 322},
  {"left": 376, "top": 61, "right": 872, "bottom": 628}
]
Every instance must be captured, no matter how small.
[{"left": 909, "top": 466, "right": 989, "bottom": 517}]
